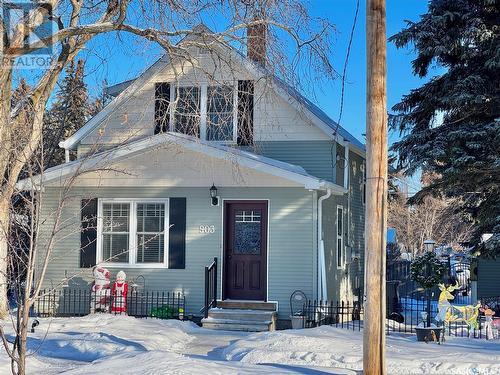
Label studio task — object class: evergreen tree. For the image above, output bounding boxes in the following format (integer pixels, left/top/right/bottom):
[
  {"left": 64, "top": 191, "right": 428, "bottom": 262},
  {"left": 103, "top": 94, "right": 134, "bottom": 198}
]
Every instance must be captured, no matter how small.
[
  {"left": 389, "top": 0, "right": 500, "bottom": 256},
  {"left": 44, "top": 59, "right": 90, "bottom": 168}
]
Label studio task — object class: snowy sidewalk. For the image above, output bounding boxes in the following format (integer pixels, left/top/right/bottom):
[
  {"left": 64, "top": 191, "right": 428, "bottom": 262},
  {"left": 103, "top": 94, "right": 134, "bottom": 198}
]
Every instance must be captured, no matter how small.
[{"left": 1, "top": 315, "right": 499, "bottom": 374}]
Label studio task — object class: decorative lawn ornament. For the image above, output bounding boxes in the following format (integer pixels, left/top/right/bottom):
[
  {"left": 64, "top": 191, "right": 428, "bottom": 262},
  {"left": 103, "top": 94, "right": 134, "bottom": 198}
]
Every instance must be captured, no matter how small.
[
  {"left": 480, "top": 306, "right": 496, "bottom": 340},
  {"left": 435, "top": 283, "right": 481, "bottom": 335},
  {"left": 111, "top": 271, "right": 128, "bottom": 314},
  {"left": 91, "top": 267, "right": 111, "bottom": 313}
]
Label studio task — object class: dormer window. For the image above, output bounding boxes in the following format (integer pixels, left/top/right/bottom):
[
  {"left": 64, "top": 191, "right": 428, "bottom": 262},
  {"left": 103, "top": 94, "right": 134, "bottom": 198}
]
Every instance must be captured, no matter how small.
[
  {"left": 207, "top": 85, "right": 235, "bottom": 141},
  {"left": 174, "top": 86, "right": 201, "bottom": 137},
  {"left": 154, "top": 81, "right": 253, "bottom": 145}
]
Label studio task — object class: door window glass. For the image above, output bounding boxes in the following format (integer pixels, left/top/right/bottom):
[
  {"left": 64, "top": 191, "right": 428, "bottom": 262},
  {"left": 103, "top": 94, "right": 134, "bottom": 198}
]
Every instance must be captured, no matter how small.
[{"left": 234, "top": 210, "right": 261, "bottom": 255}]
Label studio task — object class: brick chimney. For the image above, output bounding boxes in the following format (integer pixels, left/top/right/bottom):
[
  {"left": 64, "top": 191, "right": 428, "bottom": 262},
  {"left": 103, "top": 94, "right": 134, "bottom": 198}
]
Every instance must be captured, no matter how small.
[{"left": 247, "top": 18, "right": 267, "bottom": 65}]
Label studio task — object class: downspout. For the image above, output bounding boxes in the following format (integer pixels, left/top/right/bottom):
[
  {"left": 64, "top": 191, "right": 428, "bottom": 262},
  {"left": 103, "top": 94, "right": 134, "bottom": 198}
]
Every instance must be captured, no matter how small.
[
  {"left": 64, "top": 148, "right": 70, "bottom": 163},
  {"left": 318, "top": 188, "right": 332, "bottom": 301}
]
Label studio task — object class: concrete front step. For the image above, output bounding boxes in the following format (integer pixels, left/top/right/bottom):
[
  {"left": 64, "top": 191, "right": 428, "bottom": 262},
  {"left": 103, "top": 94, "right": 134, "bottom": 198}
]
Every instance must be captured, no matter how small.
[
  {"left": 202, "top": 317, "right": 273, "bottom": 332},
  {"left": 216, "top": 300, "right": 277, "bottom": 311},
  {"left": 202, "top": 307, "right": 277, "bottom": 332},
  {"left": 208, "top": 308, "right": 276, "bottom": 322}
]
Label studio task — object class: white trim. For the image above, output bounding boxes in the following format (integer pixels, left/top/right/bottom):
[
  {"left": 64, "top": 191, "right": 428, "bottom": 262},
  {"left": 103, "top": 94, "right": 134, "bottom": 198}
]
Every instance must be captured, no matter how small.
[
  {"left": 317, "top": 189, "right": 331, "bottom": 301},
  {"left": 336, "top": 205, "right": 345, "bottom": 270},
  {"left": 220, "top": 198, "right": 276, "bottom": 307},
  {"left": 19, "top": 133, "right": 347, "bottom": 193},
  {"left": 97, "top": 198, "right": 169, "bottom": 269}
]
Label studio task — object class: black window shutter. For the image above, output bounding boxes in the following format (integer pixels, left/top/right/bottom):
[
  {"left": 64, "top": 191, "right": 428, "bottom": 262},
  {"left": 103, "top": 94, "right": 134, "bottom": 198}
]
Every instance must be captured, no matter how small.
[
  {"left": 237, "top": 80, "right": 254, "bottom": 146},
  {"left": 80, "top": 199, "right": 98, "bottom": 268},
  {"left": 154, "top": 83, "right": 170, "bottom": 134},
  {"left": 168, "top": 198, "right": 186, "bottom": 269}
]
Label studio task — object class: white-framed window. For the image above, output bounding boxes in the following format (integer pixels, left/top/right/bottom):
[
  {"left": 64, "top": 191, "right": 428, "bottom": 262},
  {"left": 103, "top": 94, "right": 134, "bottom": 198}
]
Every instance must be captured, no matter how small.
[
  {"left": 336, "top": 205, "right": 344, "bottom": 269},
  {"left": 97, "top": 199, "right": 169, "bottom": 268},
  {"left": 170, "top": 83, "right": 237, "bottom": 143}
]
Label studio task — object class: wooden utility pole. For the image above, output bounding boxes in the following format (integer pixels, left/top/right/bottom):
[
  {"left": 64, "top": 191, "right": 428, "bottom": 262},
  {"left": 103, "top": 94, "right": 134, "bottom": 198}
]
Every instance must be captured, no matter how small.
[{"left": 364, "top": 0, "right": 387, "bottom": 374}]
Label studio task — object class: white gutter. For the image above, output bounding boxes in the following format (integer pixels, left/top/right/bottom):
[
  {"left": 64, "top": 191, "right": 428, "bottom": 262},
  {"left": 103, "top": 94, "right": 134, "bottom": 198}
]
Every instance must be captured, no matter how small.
[
  {"left": 65, "top": 149, "right": 70, "bottom": 163},
  {"left": 317, "top": 188, "right": 332, "bottom": 301}
]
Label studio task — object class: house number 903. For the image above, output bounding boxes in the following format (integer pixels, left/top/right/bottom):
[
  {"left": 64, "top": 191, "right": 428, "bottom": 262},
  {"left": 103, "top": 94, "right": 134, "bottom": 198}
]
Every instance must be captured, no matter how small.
[{"left": 199, "top": 225, "right": 215, "bottom": 234}]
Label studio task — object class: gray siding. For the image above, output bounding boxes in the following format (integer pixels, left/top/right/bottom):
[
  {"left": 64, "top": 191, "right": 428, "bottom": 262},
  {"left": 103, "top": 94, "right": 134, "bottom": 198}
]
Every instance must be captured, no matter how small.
[
  {"left": 322, "top": 150, "right": 365, "bottom": 302},
  {"left": 255, "top": 141, "right": 337, "bottom": 183},
  {"left": 36, "top": 187, "right": 317, "bottom": 319},
  {"left": 477, "top": 259, "right": 500, "bottom": 298},
  {"left": 77, "top": 144, "right": 115, "bottom": 158}
]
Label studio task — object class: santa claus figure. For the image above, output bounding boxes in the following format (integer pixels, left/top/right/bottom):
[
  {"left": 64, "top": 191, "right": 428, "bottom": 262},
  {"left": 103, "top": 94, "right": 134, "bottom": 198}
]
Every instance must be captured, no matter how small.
[
  {"left": 111, "top": 270, "right": 128, "bottom": 314},
  {"left": 91, "top": 267, "right": 110, "bottom": 313}
]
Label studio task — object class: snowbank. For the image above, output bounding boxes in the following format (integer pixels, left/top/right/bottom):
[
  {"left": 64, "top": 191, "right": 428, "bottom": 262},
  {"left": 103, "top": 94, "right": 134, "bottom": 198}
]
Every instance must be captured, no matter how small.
[
  {"left": 1, "top": 315, "right": 500, "bottom": 374},
  {"left": 224, "top": 326, "right": 500, "bottom": 375}
]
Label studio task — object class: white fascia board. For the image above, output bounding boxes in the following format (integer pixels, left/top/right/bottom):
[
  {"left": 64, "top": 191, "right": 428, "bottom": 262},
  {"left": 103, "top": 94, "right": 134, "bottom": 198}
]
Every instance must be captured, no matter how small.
[
  {"left": 163, "top": 134, "right": 340, "bottom": 191},
  {"left": 20, "top": 133, "right": 346, "bottom": 192},
  {"left": 59, "top": 56, "right": 168, "bottom": 150}
]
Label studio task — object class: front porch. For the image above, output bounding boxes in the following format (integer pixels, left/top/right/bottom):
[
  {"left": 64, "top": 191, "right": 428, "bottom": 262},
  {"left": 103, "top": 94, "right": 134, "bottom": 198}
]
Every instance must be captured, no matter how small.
[
  {"left": 202, "top": 300, "right": 277, "bottom": 332},
  {"left": 201, "top": 257, "right": 277, "bottom": 332}
]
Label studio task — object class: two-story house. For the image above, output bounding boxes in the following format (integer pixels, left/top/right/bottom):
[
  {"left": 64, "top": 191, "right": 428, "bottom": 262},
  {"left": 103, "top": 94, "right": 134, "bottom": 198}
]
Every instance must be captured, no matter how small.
[{"left": 25, "top": 24, "right": 366, "bottom": 330}]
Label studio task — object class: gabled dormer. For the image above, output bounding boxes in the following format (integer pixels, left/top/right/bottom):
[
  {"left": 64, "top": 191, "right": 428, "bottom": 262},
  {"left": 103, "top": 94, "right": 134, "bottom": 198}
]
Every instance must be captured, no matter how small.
[{"left": 59, "top": 24, "right": 364, "bottom": 186}]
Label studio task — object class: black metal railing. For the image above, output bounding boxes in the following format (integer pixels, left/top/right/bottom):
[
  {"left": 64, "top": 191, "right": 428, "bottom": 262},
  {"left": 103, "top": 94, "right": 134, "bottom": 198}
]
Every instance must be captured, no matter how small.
[
  {"left": 302, "top": 297, "right": 498, "bottom": 339},
  {"left": 204, "top": 257, "right": 218, "bottom": 318},
  {"left": 302, "top": 300, "right": 363, "bottom": 331},
  {"left": 34, "top": 289, "right": 185, "bottom": 320}
]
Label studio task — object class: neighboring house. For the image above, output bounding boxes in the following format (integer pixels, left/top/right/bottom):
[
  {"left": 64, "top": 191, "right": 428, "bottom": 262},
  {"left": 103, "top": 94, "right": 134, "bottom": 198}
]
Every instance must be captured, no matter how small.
[
  {"left": 24, "top": 25, "right": 366, "bottom": 329},
  {"left": 475, "top": 259, "right": 500, "bottom": 300}
]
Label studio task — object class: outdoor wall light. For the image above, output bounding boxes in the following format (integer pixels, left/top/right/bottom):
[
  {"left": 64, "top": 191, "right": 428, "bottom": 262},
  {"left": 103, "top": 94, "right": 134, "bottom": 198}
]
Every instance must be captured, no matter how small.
[
  {"left": 210, "top": 184, "right": 219, "bottom": 206},
  {"left": 423, "top": 239, "right": 436, "bottom": 253}
]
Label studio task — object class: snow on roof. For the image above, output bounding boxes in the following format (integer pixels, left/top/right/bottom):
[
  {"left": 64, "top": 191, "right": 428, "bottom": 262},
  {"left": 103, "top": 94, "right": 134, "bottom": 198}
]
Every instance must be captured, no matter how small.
[
  {"left": 173, "top": 132, "right": 310, "bottom": 177},
  {"left": 21, "top": 132, "right": 345, "bottom": 192}
]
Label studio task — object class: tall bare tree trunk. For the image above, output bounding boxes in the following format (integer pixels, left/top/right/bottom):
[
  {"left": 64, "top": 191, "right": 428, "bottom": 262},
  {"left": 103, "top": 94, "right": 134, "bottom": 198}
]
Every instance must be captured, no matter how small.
[
  {"left": 0, "top": 197, "right": 10, "bottom": 318},
  {"left": 364, "top": 0, "right": 387, "bottom": 374}
]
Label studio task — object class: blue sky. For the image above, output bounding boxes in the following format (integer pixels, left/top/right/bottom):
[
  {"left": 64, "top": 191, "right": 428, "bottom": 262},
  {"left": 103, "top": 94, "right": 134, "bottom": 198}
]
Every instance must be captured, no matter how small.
[{"left": 309, "top": 0, "right": 431, "bottom": 145}]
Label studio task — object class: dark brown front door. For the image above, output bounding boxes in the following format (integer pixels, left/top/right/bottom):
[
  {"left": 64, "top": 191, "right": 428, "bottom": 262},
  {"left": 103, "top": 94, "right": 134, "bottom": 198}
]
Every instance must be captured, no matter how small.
[{"left": 224, "top": 201, "right": 267, "bottom": 301}]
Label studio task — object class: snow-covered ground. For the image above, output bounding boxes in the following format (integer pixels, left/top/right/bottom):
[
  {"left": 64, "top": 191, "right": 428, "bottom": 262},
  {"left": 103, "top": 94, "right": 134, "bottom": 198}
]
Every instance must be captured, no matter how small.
[{"left": 1, "top": 315, "right": 499, "bottom": 374}]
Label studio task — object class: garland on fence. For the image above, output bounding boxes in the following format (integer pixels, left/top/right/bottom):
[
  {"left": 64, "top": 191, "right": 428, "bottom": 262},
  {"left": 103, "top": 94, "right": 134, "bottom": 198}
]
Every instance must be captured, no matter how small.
[{"left": 410, "top": 252, "right": 446, "bottom": 289}]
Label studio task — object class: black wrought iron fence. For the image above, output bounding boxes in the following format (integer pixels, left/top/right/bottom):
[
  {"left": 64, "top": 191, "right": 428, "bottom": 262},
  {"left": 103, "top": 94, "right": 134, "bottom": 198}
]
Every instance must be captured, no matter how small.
[
  {"left": 34, "top": 289, "right": 185, "bottom": 320},
  {"left": 302, "top": 300, "right": 363, "bottom": 331},
  {"left": 303, "top": 297, "right": 498, "bottom": 339}
]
